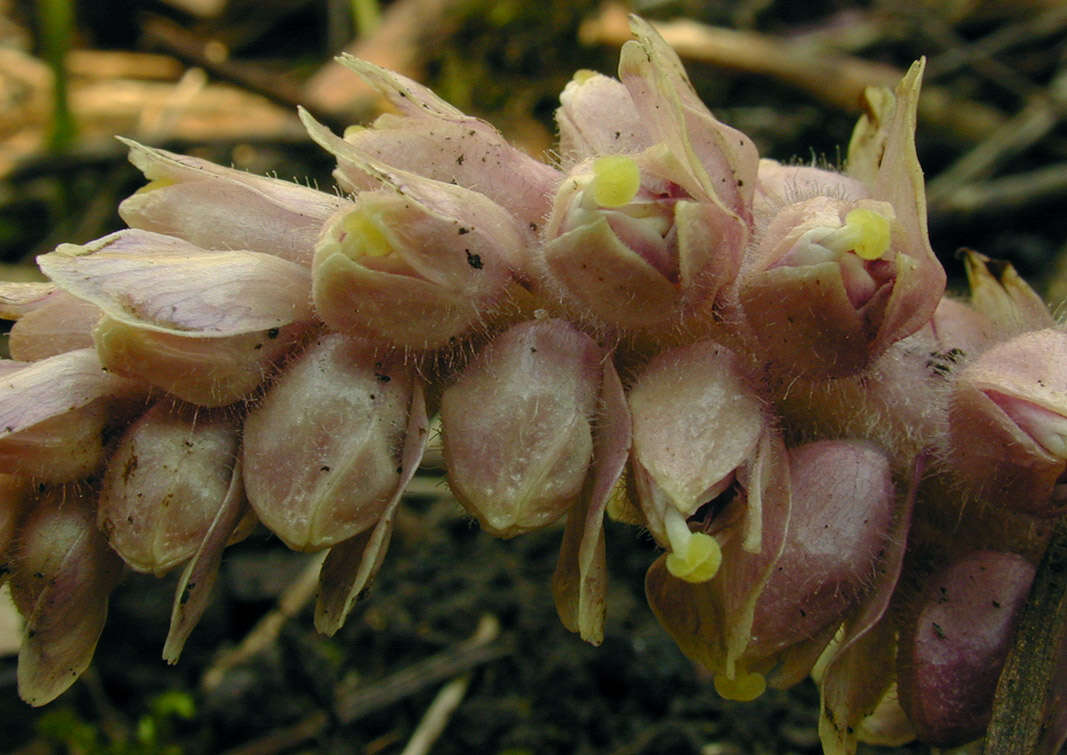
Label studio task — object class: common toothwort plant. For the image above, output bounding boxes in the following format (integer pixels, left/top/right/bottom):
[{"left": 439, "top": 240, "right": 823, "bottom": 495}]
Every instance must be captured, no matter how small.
[{"left": 1, "top": 15, "right": 1064, "bottom": 753}]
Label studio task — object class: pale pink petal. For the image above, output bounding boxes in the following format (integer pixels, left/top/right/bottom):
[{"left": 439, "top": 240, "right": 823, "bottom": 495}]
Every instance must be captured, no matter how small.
[
  {"left": 39, "top": 230, "right": 313, "bottom": 337},
  {"left": 0, "top": 282, "right": 58, "bottom": 319},
  {"left": 556, "top": 71, "right": 650, "bottom": 162},
  {"left": 618, "top": 16, "right": 757, "bottom": 219},
  {"left": 93, "top": 316, "right": 307, "bottom": 407},
  {"left": 119, "top": 138, "right": 348, "bottom": 265},
  {"left": 9, "top": 291, "right": 100, "bottom": 361}
]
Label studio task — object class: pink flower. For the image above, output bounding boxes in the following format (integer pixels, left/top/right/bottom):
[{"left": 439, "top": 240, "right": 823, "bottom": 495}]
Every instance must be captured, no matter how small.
[
  {"left": 628, "top": 340, "right": 769, "bottom": 583},
  {"left": 539, "top": 17, "right": 756, "bottom": 331},
  {"left": 118, "top": 139, "right": 351, "bottom": 266},
  {"left": 9, "top": 486, "right": 124, "bottom": 706},
  {"left": 0, "top": 348, "right": 144, "bottom": 481},
  {"left": 307, "top": 56, "right": 560, "bottom": 240},
  {"left": 737, "top": 61, "right": 945, "bottom": 377},
  {"left": 310, "top": 180, "right": 525, "bottom": 349},
  {"left": 37, "top": 229, "right": 313, "bottom": 406},
  {"left": 646, "top": 439, "right": 895, "bottom": 701}
]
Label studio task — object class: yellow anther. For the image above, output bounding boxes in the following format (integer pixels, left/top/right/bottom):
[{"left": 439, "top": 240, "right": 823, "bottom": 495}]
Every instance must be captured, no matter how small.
[
  {"left": 846, "top": 208, "right": 892, "bottom": 260},
  {"left": 714, "top": 670, "right": 767, "bottom": 702},
  {"left": 665, "top": 530, "right": 722, "bottom": 582},
  {"left": 341, "top": 208, "right": 394, "bottom": 258},
  {"left": 823, "top": 207, "right": 892, "bottom": 261},
  {"left": 591, "top": 155, "right": 641, "bottom": 208},
  {"left": 663, "top": 507, "right": 722, "bottom": 583}
]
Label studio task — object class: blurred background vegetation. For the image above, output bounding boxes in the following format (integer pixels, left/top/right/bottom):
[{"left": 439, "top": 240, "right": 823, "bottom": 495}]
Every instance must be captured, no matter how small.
[{"left": 1, "top": 1, "right": 1066, "bottom": 753}]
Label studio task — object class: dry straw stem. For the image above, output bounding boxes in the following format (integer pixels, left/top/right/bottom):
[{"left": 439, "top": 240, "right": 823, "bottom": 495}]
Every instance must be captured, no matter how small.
[
  {"left": 222, "top": 614, "right": 507, "bottom": 755},
  {"left": 199, "top": 550, "right": 327, "bottom": 693}
]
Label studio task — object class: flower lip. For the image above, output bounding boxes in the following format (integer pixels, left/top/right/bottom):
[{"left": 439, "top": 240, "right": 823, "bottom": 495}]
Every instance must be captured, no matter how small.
[
  {"left": 766, "top": 202, "right": 896, "bottom": 310},
  {"left": 983, "top": 388, "right": 1067, "bottom": 459},
  {"left": 555, "top": 155, "right": 691, "bottom": 284}
]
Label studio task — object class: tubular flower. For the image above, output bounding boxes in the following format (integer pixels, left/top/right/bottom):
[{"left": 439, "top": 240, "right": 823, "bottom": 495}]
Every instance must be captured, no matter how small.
[
  {"left": 540, "top": 18, "right": 756, "bottom": 330},
  {"left": 948, "top": 327, "right": 1067, "bottom": 515},
  {"left": 737, "top": 60, "right": 945, "bottom": 377},
  {"left": 0, "top": 348, "right": 144, "bottom": 482},
  {"left": 9, "top": 486, "right": 124, "bottom": 706},
  {"left": 947, "top": 326, "right": 1067, "bottom": 516},
  {"left": 310, "top": 179, "right": 525, "bottom": 349},
  {"left": 308, "top": 56, "right": 561, "bottom": 240},
  {"left": 37, "top": 229, "right": 314, "bottom": 406},
  {"left": 0, "top": 13, "right": 1063, "bottom": 753},
  {"left": 628, "top": 340, "right": 769, "bottom": 583},
  {"left": 646, "top": 440, "right": 896, "bottom": 701}
]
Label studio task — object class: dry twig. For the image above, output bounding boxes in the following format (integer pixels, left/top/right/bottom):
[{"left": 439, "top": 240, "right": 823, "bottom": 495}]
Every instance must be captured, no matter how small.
[
  {"left": 221, "top": 614, "right": 509, "bottom": 755},
  {"left": 200, "top": 551, "right": 327, "bottom": 693}
]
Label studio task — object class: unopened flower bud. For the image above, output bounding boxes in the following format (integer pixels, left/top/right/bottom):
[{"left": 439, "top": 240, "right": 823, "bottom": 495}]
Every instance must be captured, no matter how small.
[
  {"left": 897, "top": 550, "right": 1035, "bottom": 746},
  {"left": 10, "top": 486, "right": 124, "bottom": 705},
  {"left": 97, "top": 401, "right": 241, "bottom": 575},
  {"left": 441, "top": 319, "right": 603, "bottom": 537},
  {"left": 243, "top": 333, "right": 415, "bottom": 551}
]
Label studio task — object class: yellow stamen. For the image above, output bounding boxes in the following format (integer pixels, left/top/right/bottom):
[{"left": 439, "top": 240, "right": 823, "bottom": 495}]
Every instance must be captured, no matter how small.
[
  {"left": 341, "top": 207, "right": 394, "bottom": 258},
  {"left": 663, "top": 508, "right": 722, "bottom": 583},
  {"left": 822, "top": 208, "right": 892, "bottom": 261},
  {"left": 714, "top": 670, "right": 767, "bottom": 701},
  {"left": 591, "top": 155, "right": 641, "bottom": 208}
]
